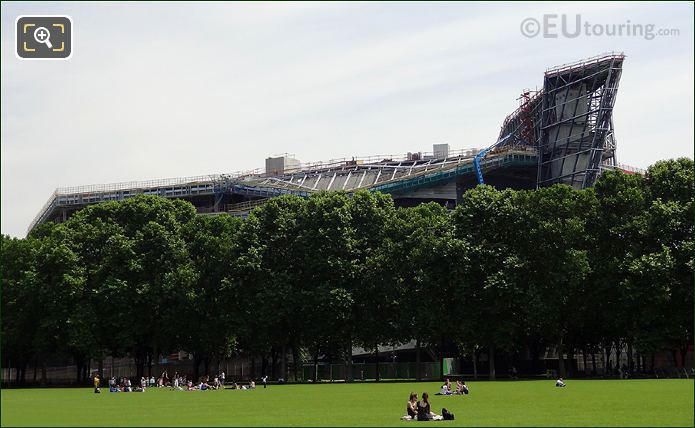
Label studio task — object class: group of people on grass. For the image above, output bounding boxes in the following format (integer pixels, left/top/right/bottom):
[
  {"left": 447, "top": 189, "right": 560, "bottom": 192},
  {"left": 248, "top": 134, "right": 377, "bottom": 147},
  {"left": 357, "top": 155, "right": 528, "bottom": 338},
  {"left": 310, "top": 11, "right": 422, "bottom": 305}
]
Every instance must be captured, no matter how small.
[
  {"left": 405, "top": 391, "right": 456, "bottom": 421},
  {"left": 142, "top": 371, "right": 228, "bottom": 390},
  {"left": 437, "top": 378, "right": 469, "bottom": 396},
  {"left": 402, "top": 377, "right": 568, "bottom": 421},
  {"left": 106, "top": 376, "right": 146, "bottom": 392},
  {"left": 94, "top": 370, "right": 263, "bottom": 393},
  {"left": 402, "top": 380, "right": 467, "bottom": 421}
]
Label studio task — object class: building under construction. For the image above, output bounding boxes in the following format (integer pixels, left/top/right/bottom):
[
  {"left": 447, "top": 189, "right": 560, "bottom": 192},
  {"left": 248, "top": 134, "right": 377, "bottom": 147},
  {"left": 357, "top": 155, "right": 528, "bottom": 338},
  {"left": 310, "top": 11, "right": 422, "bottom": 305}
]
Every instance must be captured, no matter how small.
[{"left": 29, "top": 53, "right": 641, "bottom": 233}]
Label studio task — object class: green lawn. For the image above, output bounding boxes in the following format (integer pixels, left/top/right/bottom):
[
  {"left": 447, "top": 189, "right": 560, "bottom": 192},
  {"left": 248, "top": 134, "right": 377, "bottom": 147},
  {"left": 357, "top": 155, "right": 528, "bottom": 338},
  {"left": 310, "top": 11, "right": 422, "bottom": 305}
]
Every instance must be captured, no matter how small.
[{"left": 1, "top": 379, "right": 693, "bottom": 426}]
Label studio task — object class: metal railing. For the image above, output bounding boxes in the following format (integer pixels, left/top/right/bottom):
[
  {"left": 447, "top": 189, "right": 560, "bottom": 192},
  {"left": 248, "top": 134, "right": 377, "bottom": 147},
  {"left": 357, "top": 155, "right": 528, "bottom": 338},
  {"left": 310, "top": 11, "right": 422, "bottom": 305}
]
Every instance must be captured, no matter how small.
[{"left": 545, "top": 52, "right": 626, "bottom": 77}]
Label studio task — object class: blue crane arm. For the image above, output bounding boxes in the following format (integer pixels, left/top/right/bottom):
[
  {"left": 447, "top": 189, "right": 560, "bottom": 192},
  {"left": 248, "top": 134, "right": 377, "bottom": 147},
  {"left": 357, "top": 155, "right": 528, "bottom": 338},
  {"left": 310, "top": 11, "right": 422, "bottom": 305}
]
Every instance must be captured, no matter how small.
[{"left": 474, "top": 133, "right": 513, "bottom": 184}]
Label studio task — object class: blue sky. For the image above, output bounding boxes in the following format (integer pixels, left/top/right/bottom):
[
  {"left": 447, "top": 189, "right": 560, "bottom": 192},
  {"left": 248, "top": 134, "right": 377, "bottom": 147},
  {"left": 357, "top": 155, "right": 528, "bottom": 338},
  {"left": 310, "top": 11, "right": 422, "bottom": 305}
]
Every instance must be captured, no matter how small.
[{"left": 1, "top": 1, "right": 693, "bottom": 236}]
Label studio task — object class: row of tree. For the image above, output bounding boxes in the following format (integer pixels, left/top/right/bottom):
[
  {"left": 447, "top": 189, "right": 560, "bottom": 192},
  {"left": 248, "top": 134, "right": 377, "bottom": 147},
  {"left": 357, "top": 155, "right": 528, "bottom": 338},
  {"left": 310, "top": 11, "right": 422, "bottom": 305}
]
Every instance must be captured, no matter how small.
[{"left": 2, "top": 158, "right": 692, "bottom": 384}]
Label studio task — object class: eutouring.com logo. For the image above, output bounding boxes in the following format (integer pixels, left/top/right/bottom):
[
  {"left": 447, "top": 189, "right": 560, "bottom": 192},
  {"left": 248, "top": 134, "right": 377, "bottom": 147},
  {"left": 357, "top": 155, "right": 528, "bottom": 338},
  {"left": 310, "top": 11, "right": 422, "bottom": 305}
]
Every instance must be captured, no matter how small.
[{"left": 521, "top": 14, "right": 680, "bottom": 40}]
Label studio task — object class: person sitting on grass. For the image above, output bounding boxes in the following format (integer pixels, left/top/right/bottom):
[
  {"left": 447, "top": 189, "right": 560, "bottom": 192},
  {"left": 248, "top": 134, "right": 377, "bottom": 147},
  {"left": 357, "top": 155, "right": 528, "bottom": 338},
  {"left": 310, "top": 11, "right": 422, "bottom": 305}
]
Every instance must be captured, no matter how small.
[
  {"left": 249, "top": 380, "right": 256, "bottom": 389},
  {"left": 407, "top": 392, "right": 419, "bottom": 419},
  {"left": 556, "top": 378, "right": 566, "bottom": 387},
  {"left": 461, "top": 381, "right": 469, "bottom": 395},
  {"left": 416, "top": 392, "right": 442, "bottom": 421},
  {"left": 437, "top": 382, "right": 452, "bottom": 396}
]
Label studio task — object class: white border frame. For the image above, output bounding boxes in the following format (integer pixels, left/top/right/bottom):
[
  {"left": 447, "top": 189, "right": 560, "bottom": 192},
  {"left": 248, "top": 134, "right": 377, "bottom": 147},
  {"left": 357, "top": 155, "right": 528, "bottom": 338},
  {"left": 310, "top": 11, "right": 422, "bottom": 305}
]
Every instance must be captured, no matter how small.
[{"left": 15, "top": 15, "right": 73, "bottom": 61}]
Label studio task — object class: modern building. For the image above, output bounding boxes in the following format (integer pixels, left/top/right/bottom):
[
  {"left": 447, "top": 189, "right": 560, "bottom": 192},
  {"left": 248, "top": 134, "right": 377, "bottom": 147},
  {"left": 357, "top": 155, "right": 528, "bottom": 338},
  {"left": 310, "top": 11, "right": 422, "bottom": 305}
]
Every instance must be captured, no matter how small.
[{"left": 29, "top": 53, "right": 641, "bottom": 234}]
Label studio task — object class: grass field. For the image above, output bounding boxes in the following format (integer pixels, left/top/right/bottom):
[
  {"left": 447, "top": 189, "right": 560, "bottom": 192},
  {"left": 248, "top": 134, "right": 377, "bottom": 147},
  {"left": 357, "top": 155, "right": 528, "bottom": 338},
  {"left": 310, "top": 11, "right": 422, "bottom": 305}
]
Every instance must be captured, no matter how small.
[{"left": 1, "top": 379, "right": 693, "bottom": 426}]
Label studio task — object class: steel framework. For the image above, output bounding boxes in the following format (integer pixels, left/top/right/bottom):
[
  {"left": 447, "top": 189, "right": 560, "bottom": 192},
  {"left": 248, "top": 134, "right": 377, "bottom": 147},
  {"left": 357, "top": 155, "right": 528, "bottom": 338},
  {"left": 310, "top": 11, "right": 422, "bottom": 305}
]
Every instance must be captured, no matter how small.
[{"left": 477, "top": 52, "right": 625, "bottom": 189}]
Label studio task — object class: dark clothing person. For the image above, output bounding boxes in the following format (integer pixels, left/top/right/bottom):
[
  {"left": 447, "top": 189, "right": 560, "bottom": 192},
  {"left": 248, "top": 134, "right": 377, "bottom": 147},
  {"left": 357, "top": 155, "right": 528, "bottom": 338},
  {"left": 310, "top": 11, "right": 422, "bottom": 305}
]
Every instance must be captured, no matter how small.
[{"left": 416, "top": 401, "right": 432, "bottom": 421}]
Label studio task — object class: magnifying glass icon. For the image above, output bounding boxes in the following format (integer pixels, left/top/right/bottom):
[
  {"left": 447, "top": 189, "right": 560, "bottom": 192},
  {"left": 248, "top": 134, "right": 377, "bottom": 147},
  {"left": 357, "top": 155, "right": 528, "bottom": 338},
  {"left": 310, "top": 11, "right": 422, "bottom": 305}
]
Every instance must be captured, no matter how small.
[{"left": 33, "top": 27, "right": 53, "bottom": 49}]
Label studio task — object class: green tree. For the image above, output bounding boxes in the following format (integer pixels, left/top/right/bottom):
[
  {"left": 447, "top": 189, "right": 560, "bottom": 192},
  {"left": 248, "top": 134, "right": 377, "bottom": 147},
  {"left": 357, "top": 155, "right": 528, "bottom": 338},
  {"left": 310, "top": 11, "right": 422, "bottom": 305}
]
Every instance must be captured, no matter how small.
[
  {"left": 590, "top": 170, "right": 648, "bottom": 374},
  {"left": 452, "top": 185, "right": 523, "bottom": 380},
  {"left": 519, "top": 185, "right": 598, "bottom": 378},
  {"left": 297, "top": 191, "right": 357, "bottom": 381},
  {"left": 349, "top": 191, "right": 400, "bottom": 381},
  {"left": 180, "top": 214, "right": 242, "bottom": 379},
  {"left": 641, "top": 159, "right": 694, "bottom": 367},
  {"left": 398, "top": 202, "right": 466, "bottom": 380},
  {"left": 236, "top": 195, "right": 307, "bottom": 381},
  {"left": 64, "top": 195, "right": 196, "bottom": 378},
  {"left": 1, "top": 234, "right": 39, "bottom": 384}
]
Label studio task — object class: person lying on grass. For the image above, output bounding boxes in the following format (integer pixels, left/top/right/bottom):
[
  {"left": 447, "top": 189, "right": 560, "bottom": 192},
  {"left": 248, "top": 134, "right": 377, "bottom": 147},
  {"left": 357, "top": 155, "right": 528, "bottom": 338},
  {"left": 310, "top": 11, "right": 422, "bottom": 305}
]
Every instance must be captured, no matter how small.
[{"left": 556, "top": 378, "right": 567, "bottom": 387}]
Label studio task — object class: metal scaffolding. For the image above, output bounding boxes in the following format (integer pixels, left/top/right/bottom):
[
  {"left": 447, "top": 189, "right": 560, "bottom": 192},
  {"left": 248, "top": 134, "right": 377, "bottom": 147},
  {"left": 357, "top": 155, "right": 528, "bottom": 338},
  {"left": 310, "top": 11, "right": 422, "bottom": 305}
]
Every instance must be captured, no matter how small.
[{"left": 478, "top": 52, "right": 625, "bottom": 190}]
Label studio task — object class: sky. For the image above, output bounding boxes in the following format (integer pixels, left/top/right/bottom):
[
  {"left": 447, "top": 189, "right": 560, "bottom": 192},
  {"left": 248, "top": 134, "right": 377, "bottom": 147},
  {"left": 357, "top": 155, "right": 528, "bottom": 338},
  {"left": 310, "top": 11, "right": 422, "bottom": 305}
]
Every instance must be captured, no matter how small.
[{"left": 1, "top": 1, "right": 693, "bottom": 237}]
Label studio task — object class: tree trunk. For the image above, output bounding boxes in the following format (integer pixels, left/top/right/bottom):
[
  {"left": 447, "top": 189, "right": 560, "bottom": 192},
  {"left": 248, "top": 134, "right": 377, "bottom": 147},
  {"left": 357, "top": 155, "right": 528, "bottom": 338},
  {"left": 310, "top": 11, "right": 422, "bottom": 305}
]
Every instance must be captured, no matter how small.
[
  {"left": 440, "top": 347, "right": 445, "bottom": 381},
  {"left": 530, "top": 343, "right": 540, "bottom": 373},
  {"left": 582, "top": 348, "right": 588, "bottom": 376},
  {"left": 591, "top": 352, "right": 597, "bottom": 375},
  {"left": 135, "top": 348, "right": 145, "bottom": 380},
  {"left": 345, "top": 338, "right": 353, "bottom": 383},
  {"left": 15, "top": 359, "right": 21, "bottom": 385},
  {"left": 374, "top": 344, "right": 380, "bottom": 382},
  {"left": 76, "top": 358, "right": 83, "bottom": 384},
  {"left": 567, "top": 347, "right": 575, "bottom": 378},
  {"left": 271, "top": 348, "right": 277, "bottom": 380},
  {"left": 41, "top": 358, "right": 47, "bottom": 387},
  {"left": 204, "top": 358, "right": 210, "bottom": 377},
  {"left": 415, "top": 339, "right": 422, "bottom": 381},
  {"left": 472, "top": 349, "right": 478, "bottom": 380},
  {"left": 292, "top": 346, "right": 299, "bottom": 382},
  {"left": 650, "top": 353, "right": 655, "bottom": 374},
  {"left": 281, "top": 345, "right": 287, "bottom": 381},
  {"left": 261, "top": 356, "right": 268, "bottom": 378},
  {"left": 627, "top": 342, "right": 634, "bottom": 374},
  {"left": 557, "top": 339, "right": 566, "bottom": 379},
  {"left": 613, "top": 340, "right": 621, "bottom": 374},
  {"left": 98, "top": 357, "right": 104, "bottom": 379},
  {"left": 680, "top": 347, "right": 688, "bottom": 369},
  {"left": 313, "top": 349, "right": 319, "bottom": 383},
  {"left": 193, "top": 355, "right": 200, "bottom": 381},
  {"left": 250, "top": 355, "right": 256, "bottom": 380},
  {"left": 489, "top": 346, "right": 496, "bottom": 381},
  {"left": 20, "top": 361, "right": 27, "bottom": 385}
]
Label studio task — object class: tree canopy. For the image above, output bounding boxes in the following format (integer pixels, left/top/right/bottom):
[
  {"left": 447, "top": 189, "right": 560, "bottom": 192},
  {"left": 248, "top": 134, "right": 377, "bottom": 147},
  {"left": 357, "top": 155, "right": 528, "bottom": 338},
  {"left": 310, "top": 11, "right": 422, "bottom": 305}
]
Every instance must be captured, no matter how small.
[{"left": 2, "top": 158, "right": 692, "bottom": 384}]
